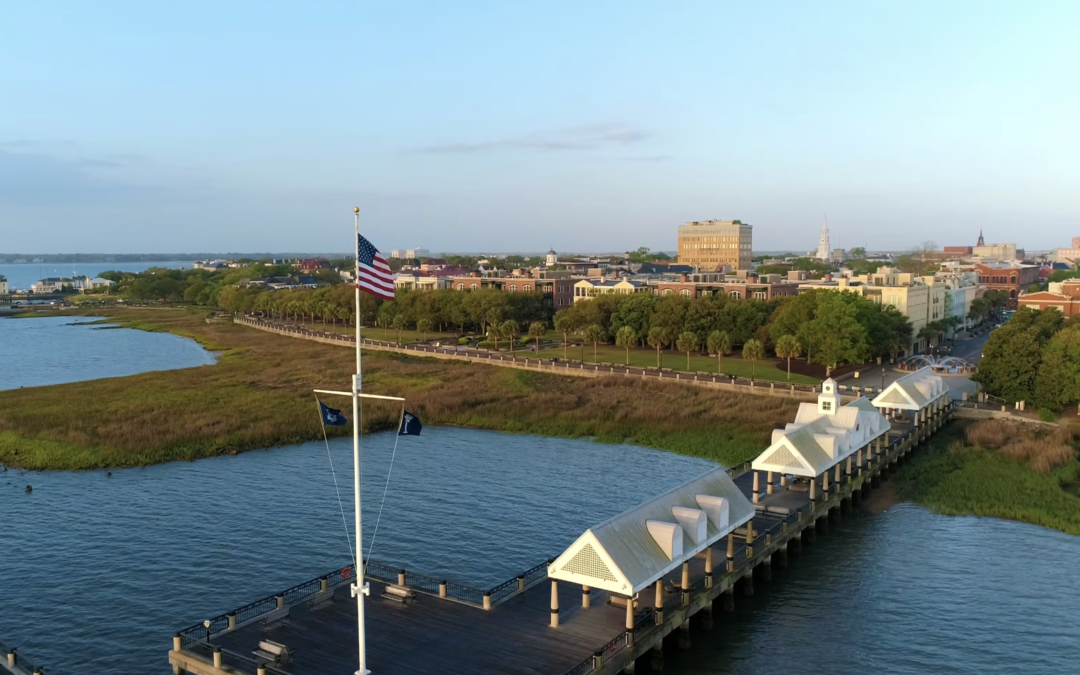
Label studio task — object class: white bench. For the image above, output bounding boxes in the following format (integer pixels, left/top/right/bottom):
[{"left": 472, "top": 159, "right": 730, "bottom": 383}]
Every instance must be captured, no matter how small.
[
  {"left": 253, "top": 639, "right": 293, "bottom": 665},
  {"left": 381, "top": 584, "right": 416, "bottom": 606}
]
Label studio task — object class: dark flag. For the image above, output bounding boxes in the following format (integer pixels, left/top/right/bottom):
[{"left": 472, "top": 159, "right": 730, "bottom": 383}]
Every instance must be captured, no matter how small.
[
  {"left": 319, "top": 401, "right": 348, "bottom": 426},
  {"left": 399, "top": 410, "right": 423, "bottom": 436}
]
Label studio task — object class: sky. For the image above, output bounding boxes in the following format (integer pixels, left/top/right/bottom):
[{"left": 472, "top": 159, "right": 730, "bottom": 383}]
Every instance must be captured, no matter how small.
[{"left": 1, "top": 0, "right": 1078, "bottom": 254}]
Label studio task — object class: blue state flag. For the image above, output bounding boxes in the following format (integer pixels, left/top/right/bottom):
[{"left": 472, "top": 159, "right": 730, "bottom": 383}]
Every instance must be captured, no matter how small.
[
  {"left": 319, "top": 401, "right": 347, "bottom": 426},
  {"left": 399, "top": 410, "right": 423, "bottom": 436}
]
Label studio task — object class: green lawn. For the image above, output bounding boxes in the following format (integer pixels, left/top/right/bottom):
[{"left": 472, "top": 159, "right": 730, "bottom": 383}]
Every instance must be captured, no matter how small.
[{"left": 533, "top": 343, "right": 819, "bottom": 384}]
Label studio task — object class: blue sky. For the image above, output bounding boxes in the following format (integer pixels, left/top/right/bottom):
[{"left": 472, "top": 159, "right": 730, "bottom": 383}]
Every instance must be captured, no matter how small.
[{"left": 1, "top": 0, "right": 1077, "bottom": 254}]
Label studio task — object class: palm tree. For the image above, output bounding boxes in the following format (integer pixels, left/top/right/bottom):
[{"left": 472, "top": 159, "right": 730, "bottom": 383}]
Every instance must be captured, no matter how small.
[
  {"left": 392, "top": 314, "right": 406, "bottom": 345},
  {"left": 647, "top": 326, "right": 669, "bottom": 368},
  {"left": 488, "top": 323, "right": 502, "bottom": 351},
  {"left": 583, "top": 324, "right": 607, "bottom": 361},
  {"left": 774, "top": 334, "right": 802, "bottom": 380},
  {"left": 553, "top": 312, "right": 574, "bottom": 360},
  {"left": 742, "top": 338, "right": 765, "bottom": 380},
  {"left": 500, "top": 319, "right": 520, "bottom": 355},
  {"left": 676, "top": 331, "right": 700, "bottom": 371},
  {"left": 706, "top": 330, "right": 732, "bottom": 376},
  {"left": 615, "top": 326, "right": 637, "bottom": 365},
  {"left": 417, "top": 318, "right": 433, "bottom": 343},
  {"left": 528, "top": 321, "right": 546, "bottom": 352}
]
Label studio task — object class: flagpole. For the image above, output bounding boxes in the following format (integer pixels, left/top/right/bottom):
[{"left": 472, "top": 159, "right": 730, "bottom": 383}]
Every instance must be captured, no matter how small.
[{"left": 352, "top": 206, "right": 369, "bottom": 675}]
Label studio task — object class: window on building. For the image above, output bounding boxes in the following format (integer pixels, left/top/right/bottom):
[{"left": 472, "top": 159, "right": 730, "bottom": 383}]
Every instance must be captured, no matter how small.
[
  {"left": 470, "top": 283, "right": 478, "bottom": 290},
  {"left": 680, "top": 289, "right": 691, "bottom": 297},
  {"left": 753, "top": 291, "right": 767, "bottom": 299},
  {"left": 509, "top": 285, "right": 517, "bottom": 292},
  {"left": 523, "top": 285, "right": 531, "bottom": 292},
  {"left": 729, "top": 290, "right": 742, "bottom": 299},
  {"left": 457, "top": 283, "right": 464, "bottom": 290},
  {"left": 663, "top": 289, "right": 673, "bottom": 296},
  {"left": 822, "top": 401, "right": 832, "bottom": 411}
]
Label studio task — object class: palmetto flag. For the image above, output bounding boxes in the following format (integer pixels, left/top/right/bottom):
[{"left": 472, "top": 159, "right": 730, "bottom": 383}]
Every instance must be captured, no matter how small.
[
  {"left": 356, "top": 233, "right": 395, "bottom": 300},
  {"left": 319, "top": 401, "right": 347, "bottom": 426},
  {"left": 398, "top": 410, "right": 423, "bottom": 436}
]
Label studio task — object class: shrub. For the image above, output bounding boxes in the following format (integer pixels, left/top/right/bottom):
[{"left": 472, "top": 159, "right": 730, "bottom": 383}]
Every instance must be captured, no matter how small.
[
  {"left": 457, "top": 337, "right": 470, "bottom": 345},
  {"left": 1039, "top": 408, "right": 1057, "bottom": 423}
]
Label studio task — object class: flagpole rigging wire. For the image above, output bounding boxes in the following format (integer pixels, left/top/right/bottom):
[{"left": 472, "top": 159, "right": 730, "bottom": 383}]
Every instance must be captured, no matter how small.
[
  {"left": 364, "top": 403, "right": 405, "bottom": 570},
  {"left": 315, "top": 396, "right": 356, "bottom": 570}
]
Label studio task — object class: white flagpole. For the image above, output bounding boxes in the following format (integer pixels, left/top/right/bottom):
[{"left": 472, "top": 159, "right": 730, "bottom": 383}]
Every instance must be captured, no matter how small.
[{"left": 352, "top": 206, "right": 370, "bottom": 675}]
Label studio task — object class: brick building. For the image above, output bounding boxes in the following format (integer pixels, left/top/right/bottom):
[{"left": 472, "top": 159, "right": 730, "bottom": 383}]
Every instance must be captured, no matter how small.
[
  {"left": 1018, "top": 280, "right": 1080, "bottom": 318},
  {"left": 975, "top": 262, "right": 1041, "bottom": 307},
  {"left": 450, "top": 273, "right": 575, "bottom": 308},
  {"left": 651, "top": 273, "right": 799, "bottom": 300}
]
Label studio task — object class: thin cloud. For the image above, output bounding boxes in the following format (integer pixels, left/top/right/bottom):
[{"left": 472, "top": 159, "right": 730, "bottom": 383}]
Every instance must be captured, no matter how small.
[
  {"left": 416, "top": 123, "right": 650, "bottom": 154},
  {"left": 619, "top": 154, "right": 673, "bottom": 162}
]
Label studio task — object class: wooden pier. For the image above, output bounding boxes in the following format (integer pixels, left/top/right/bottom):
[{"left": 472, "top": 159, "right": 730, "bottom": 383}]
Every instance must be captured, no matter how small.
[{"left": 169, "top": 402, "right": 955, "bottom": 675}]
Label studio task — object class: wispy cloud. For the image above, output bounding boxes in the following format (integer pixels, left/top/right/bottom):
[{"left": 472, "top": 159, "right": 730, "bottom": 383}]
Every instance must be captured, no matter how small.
[
  {"left": 619, "top": 154, "right": 673, "bottom": 162},
  {"left": 416, "top": 123, "right": 651, "bottom": 154}
]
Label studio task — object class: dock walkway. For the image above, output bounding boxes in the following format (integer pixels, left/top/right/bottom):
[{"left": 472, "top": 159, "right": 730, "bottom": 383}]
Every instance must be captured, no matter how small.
[{"left": 169, "top": 407, "right": 951, "bottom": 675}]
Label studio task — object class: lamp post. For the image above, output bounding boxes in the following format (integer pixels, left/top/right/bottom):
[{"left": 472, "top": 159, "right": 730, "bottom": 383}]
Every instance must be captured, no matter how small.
[{"left": 881, "top": 367, "right": 885, "bottom": 391}]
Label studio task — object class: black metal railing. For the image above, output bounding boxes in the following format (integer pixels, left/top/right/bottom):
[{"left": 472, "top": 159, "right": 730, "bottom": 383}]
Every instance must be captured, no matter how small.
[{"left": 0, "top": 638, "right": 45, "bottom": 675}]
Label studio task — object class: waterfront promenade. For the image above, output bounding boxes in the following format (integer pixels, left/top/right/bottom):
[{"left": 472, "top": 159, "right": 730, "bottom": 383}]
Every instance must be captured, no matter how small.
[
  {"left": 168, "top": 402, "right": 953, "bottom": 675},
  {"left": 234, "top": 316, "right": 889, "bottom": 403}
]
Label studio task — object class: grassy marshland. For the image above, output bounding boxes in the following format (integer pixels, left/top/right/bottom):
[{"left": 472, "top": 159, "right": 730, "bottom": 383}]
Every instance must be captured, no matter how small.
[
  {"left": 896, "top": 419, "right": 1080, "bottom": 535},
  {"left": 0, "top": 308, "right": 799, "bottom": 471}
]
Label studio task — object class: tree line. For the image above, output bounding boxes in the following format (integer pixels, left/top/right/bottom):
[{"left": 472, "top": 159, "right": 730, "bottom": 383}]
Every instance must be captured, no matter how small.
[{"left": 974, "top": 306, "right": 1080, "bottom": 415}]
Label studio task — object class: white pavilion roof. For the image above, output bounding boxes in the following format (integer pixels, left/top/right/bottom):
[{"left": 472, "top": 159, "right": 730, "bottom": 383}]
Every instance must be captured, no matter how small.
[
  {"left": 751, "top": 397, "right": 889, "bottom": 478},
  {"left": 547, "top": 466, "right": 754, "bottom": 596},
  {"left": 871, "top": 367, "right": 949, "bottom": 411}
]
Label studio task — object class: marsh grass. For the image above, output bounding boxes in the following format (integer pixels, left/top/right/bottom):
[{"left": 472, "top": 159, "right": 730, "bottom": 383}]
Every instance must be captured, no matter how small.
[
  {"left": 898, "top": 420, "right": 1080, "bottom": 535},
  {"left": 0, "top": 308, "right": 799, "bottom": 470}
]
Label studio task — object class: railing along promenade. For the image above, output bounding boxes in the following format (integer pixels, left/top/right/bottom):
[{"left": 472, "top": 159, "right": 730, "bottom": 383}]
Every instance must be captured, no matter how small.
[
  {"left": 1, "top": 637, "right": 44, "bottom": 675},
  {"left": 169, "top": 401, "right": 955, "bottom": 675},
  {"left": 235, "top": 316, "right": 893, "bottom": 401}
]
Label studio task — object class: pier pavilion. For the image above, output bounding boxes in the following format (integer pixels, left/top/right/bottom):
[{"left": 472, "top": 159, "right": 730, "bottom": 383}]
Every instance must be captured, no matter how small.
[
  {"left": 750, "top": 378, "right": 890, "bottom": 503},
  {"left": 871, "top": 367, "right": 949, "bottom": 432},
  {"left": 547, "top": 467, "right": 754, "bottom": 631}
]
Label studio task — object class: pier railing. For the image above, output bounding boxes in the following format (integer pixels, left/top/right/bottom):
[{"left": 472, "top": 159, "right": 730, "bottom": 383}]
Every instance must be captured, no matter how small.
[
  {"left": 0, "top": 637, "right": 45, "bottom": 675},
  {"left": 178, "top": 558, "right": 554, "bottom": 653}
]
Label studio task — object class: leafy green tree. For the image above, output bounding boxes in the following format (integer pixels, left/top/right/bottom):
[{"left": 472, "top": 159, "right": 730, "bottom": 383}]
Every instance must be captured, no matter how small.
[
  {"left": 1035, "top": 327, "right": 1080, "bottom": 412},
  {"left": 848, "top": 246, "right": 867, "bottom": 259},
  {"left": 553, "top": 311, "right": 575, "bottom": 359},
  {"left": 416, "top": 317, "right": 433, "bottom": 343},
  {"left": 774, "top": 334, "right": 802, "bottom": 380},
  {"left": 583, "top": 324, "right": 608, "bottom": 361},
  {"left": 615, "top": 325, "right": 637, "bottom": 365},
  {"left": 742, "top": 338, "right": 765, "bottom": 379},
  {"left": 973, "top": 324, "right": 1042, "bottom": 403},
  {"left": 647, "top": 326, "right": 672, "bottom": 368},
  {"left": 707, "top": 329, "right": 733, "bottom": 375},
  {"left": 500, "top": 319, "right": 520, "bottom": 355},
  {"left": 801, "top": 292, "right": 869, "bottom": 372},
  {"left": 528, "top": 321, "right": 546, "bottom": 352},
  {"left": 676, "top": 331, "right": 700, "bottom": 370}
]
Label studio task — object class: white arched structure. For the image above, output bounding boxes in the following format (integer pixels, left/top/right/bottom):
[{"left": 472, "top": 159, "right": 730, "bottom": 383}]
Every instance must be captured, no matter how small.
[
  {"left": 871, "top": 366, "right": 949, "bottom": 413},
  {"left": 547, "top": 467, "right": 753, "bottom": 596}
]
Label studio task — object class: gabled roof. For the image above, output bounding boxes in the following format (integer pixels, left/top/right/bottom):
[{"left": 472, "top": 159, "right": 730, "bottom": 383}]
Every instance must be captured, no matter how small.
[
  {"left": 871, "top": 367, "right": 948, "bottom": 411},
  {"left": 547, "top": 466, "right": 753, "bottom": 595},
  {"left": 751, "top": 396, "right": 889, "bottom": 478}
]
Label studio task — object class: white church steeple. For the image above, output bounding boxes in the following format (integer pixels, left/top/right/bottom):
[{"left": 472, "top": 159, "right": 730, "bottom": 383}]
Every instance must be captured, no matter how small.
[{"left": 815, "top": 216, "right": 831, "bottom": 261}]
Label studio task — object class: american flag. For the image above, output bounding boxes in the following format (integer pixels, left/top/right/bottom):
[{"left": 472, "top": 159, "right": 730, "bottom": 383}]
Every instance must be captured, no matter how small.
[{"left": 356, "top": 234, "right": 395, "bottom": 300}]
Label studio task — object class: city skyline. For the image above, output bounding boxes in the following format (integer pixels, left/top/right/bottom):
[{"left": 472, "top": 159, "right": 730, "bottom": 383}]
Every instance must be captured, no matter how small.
[{"left": 2, "top": 1, "right": 1078, "bottom": 253}]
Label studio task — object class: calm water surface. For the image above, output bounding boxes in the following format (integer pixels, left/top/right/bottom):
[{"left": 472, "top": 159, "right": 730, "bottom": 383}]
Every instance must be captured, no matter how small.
[{"left": 1, "top": 315, "right": 215, "bottom": 389}]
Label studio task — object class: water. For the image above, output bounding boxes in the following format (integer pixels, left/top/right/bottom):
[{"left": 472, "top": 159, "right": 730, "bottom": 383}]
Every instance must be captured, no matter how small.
[
  {"left": 0, "top": 316, "right": 216, "bottom": 390},
  {"left": 664, "top": 503, "right": 1080, "bottom": 675},
  {"left": 0, "top": 429, "right": 714, "bottom": 674},
  {"left": 0, "top": 261, "right": 194, "bottom": 292}
]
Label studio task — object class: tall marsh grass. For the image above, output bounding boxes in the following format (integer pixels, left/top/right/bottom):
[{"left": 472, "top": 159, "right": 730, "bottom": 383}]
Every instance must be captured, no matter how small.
[{"left": 0, "top": 308, "right": 799, "bottom": 470}]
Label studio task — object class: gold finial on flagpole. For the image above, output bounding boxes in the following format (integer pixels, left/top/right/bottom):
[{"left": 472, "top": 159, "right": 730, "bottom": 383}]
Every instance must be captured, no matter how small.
[{"left": 354, "top": 206, "right": 359, "bottom": 213}]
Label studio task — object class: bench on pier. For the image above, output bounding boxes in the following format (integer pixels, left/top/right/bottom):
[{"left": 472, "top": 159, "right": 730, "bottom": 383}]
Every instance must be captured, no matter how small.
[
  {"left": 253, "top": 639, "right": 293, "bottom": 665},
  {"left": 755, "top": 503, "right": 793, "bottom": 517},
  {"left": 382, "top": 583, "right": 416, "bottom": 606}
]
